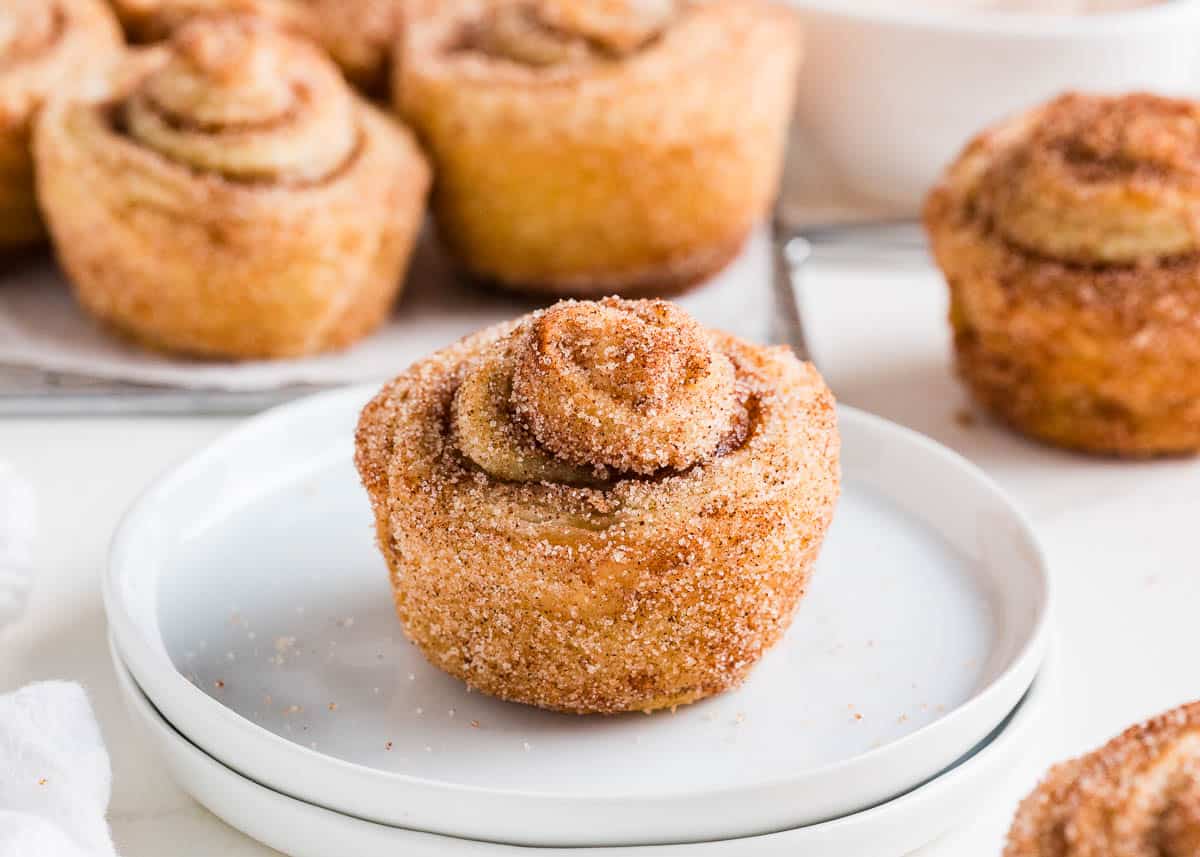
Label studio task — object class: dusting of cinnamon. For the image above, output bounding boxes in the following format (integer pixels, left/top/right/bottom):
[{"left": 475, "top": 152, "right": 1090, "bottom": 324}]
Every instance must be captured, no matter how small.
[
  {"left": 355, "top": 298, "right": 840, "bottom": 714},
  {"left": 1006, "top": 700, "right": 1200, "bottom": 857},
  {"left": 511, "top": 298, "right": 743, "bottom": 475},
  {"left": 925, "top": 92, "right": 1200, "bottom": 457}
]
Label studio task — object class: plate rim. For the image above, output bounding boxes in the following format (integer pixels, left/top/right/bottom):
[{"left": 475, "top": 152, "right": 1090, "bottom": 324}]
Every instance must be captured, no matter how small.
[
  {"left": 102, "top": 384, "right": 1052, "bottom": 832},
  {"left": 109, "top": 630, "right": 1059, "bottom": 855}
]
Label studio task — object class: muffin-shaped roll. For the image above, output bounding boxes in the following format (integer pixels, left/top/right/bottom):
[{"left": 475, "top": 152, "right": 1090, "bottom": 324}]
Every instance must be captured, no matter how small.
[
  {"left": 1007, "top": 700, "right": 1200, "bottom": 857},
  {"left": 396, "top": 0, "right": 802, "bottom": 297},
  {"left": 35, "top": 15, "right": 430, "bottom": 359},
  {"left": 0, "top": 0, "right": 122, "bottom": 251},
  {"left": 355, "top": 298, "right": 840, "bottom": 714},
  {"left": 926, "top": 93, "right": 1200, "bottom": 456}
]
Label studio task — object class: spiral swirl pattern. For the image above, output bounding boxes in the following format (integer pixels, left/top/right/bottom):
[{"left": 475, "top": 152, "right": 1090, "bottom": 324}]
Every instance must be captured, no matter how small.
[
  {"left": 451, "top": 334, "right": 603, "bottom": 487},
  {"left": 1007, "top": 701, "right": 1200, "bottom": 857},
  {"left": 0, "top": 0, "right": 121, "bottom": 248},
  {"left": 962, "top": 93, "right": 1200, "bottom": 265},
  {"left": 453, "top": 298, "right": 744, "bottom": 481},
  {"left": 511, "top": 298, "right": 742, "bottom": 474},
  {"left": 123, "top": 15, "right": 356, "bottom": 183}
]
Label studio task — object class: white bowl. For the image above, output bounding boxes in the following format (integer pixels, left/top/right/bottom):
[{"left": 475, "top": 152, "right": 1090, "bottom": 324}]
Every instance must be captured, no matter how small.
[
  {"left": 104, "top": 387, "right": 1051, "bottom": 847},
  {"left": 111, "top": 634, "right": 1061, "bottom": 857},
  {"left": 789, "top": 0, "right": 1200, "bottom": 211}
]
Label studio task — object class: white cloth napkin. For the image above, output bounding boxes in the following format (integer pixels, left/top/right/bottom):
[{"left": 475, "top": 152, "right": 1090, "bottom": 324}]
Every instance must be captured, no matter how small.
[
  {"left": 0, "top": 682, "right": 116, "bottom": 857},
  {"left": 0, "top": 461, "right": 34, "bottom": 628},
  {"left": 0, "top": 232, "right": 771, "bottom": 393}
]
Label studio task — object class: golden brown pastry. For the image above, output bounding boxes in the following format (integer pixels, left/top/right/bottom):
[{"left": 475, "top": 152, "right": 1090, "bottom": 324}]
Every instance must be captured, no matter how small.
[
  {"left": 35, "top": 15, "right": 430, "bottom": 359},
  {"left": 108, "top": 0, "right": 318, "bottom": 44},
  {"left": 1006, "top": 700, "right": 1200, "bottom": 857},
  {"left": 0, "top": 0, "right": 122, "bottom": 251},
  {"left": 309, "top": 0, "right": 400, "bottom": 94},
  {"left": 111, "top": 0, "right": 400, "bottom": 94},
  {"left": 355, "top": 297, "right": 840, "bottom": 714},
  {"left": 925, "top": 93, "right": 1200, "bottom": 457},
  {"left": 396, "top": 0, "right": 802, "bottom": 297}
]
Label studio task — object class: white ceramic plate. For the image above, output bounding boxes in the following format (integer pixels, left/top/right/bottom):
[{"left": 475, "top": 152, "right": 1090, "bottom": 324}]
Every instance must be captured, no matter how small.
[
  {"left": 104, "top": 386, "right": 1051, "bottom": 847},
  {"left": 111, "top": 634, "right": 1059, "bottom": 857}
]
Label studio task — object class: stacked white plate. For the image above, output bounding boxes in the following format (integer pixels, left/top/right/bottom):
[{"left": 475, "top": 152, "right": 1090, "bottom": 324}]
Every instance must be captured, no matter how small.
[{"left": 104, "top": 386, "right": 1054, "bottom": 856}]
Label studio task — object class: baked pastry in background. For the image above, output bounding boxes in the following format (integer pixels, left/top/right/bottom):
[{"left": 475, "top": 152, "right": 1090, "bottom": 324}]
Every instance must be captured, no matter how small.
[
  {"left": 396, "top": 0, "right": 802, "bottom": 297},
  {"left": 355, "top": 297, "right": 840, "bottom": 714},
  {"left": 108, "top": 0, "right": 318, "bottom": 43},
  {"left": 35, "top": 15, "right": 430, "bottom": 359},
  {"left": 0, "top": 0, "right": 122, "bottom": 251},
  {"left": 309, "top": 0, "right": 400, "bottom": 95},
  {"left": 1006, "top": 700, "right": 1200, "bottom": 857},
  {"left": 926, "top": 93, "right": 1200, "bottom": 457},
  {"left": 111, "top": 0, "right": 400, "bottom": 94}
]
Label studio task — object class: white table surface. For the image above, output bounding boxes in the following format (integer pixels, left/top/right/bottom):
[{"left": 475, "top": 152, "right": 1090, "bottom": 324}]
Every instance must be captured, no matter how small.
[{"left": 3, "top": 257, "right": 1199, "bottom": 856}]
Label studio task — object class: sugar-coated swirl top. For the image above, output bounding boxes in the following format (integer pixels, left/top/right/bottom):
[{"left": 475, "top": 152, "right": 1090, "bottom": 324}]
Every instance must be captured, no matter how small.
[
  {"left": 124, "top": 15, "right": 357, "bottom": 183},
  {"left": 450, "top": 298, "right": 746, "bottom": 484},
  {"left": 957, "top": 93, "right": 1200, "bottom": 266},
  {"left": 511, "top": 298, "right": 741, "bottom": 475}
]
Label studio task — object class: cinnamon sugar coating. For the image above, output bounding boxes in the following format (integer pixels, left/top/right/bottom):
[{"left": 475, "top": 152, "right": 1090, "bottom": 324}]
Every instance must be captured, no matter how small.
[
  {"left": 925, "top": 93, "right": 1200, "bottom": 457},
  {"left": 1006, "top": 700, "right": 1200, "bottom": 857},
  {"left": 395, "top": 0, "right": 801, "bottom": 297},
  {"left": 34, "top": 16, "right": 430, "bottom": 359},
  {"left": 355, "top": 299, "right": 840, "bottom": 714},
  {"left": 511, "top": 298, "right": 742, "bottom": 475},
  {"left": 0, "top": 0, "right": 122, "bottom": 250}
]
